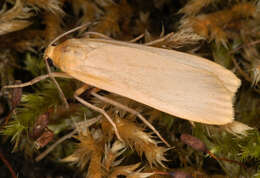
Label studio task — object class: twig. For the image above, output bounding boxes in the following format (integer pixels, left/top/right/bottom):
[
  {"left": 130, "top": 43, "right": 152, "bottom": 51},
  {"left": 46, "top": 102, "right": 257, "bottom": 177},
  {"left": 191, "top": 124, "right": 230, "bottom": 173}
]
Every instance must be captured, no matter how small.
[
  {"left": 0, "top": 149, "right": 17, "bottom": 178},
  {"left": 35, "top": 130, "right": 77, "bottom": 162},
  {"left": 231, "top": 57, "right": 251, "bottom": 81},
  {"left": 231, "top": 58, "right": 260, "bottom": 94},
  {"left": 208, "top": 151, "right": 247, "bottom": 169},
  {"left": 230, "top": 39, "right": 260, "bottom": 54},
  {"left": 35, "top": 116, "right": 101, "bottom": 162},
  {"left": 4, "top": 110, "right": 13, "bottom": 125}
]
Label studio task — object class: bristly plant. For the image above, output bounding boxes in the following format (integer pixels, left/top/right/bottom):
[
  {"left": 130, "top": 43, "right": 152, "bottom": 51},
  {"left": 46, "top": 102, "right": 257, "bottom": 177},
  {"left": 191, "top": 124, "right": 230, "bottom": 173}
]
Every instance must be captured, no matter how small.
[{"left": 0, "top": 0, "right": 260, "bottom": 177}]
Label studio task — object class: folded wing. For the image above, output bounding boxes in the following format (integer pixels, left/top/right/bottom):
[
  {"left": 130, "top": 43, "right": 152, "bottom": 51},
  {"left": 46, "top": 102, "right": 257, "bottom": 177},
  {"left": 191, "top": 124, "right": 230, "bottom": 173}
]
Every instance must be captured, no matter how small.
[{"left": 66, "top": 41, "right": 240, "bottom": 125}]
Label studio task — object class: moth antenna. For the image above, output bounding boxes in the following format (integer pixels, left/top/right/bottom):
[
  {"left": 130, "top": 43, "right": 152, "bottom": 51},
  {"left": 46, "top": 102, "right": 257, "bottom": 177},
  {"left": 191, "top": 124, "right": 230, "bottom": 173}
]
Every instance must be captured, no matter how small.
[
  {"left": 44, "top": 23, "right": 91, "bottom": 109},
  {"left": 82, "top": 31, "right": 113, "bottom": 40},
  {"left": 48, "top": 23, "right": 91, "bottom": 47}
]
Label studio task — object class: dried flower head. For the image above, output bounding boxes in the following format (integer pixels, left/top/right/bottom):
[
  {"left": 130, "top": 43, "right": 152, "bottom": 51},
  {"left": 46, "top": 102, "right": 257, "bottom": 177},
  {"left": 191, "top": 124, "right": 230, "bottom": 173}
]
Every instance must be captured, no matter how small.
[
  {"left": 223, "top": 121, "right": 253, "bottom": 137},
  {"left": 102, "top": 117, "right": 168, "bottom": 167},
  {"left": 251, "top": 60, "right": 260, "bottom": 86}
]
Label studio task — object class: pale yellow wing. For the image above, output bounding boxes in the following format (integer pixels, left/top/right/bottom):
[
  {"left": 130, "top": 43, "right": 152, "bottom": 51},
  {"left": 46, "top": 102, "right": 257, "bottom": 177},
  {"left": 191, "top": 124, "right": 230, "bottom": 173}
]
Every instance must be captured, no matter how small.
[
  {"left": 51, "top": 39, "right": 240, "bottom": 125},
  {"left": 85, "top": 39, "right": 241, "bottom": 95}
]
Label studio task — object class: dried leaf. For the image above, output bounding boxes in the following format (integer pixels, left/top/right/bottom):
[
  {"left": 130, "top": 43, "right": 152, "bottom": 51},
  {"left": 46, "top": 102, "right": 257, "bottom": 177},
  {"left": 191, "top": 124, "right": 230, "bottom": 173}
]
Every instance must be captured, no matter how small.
[
  {"left": 34, "top": 128, "right": 54, "bottom": 149},
  {"left": 11, "top": 81, "right": 22, "bottom": 108},
  {"left": 30, "top": 112, "right": 49, "bottom": 140}
]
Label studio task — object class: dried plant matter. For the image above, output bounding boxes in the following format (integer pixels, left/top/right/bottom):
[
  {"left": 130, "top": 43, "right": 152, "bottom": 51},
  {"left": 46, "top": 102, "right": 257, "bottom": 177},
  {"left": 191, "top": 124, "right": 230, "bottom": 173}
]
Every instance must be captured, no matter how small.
[
  {"left": 69, "top": 0, "right": 101, "bottom": 26},
  {"left": 0, "top": 0, "right": 33, "bottom": 35},
  {"left": 111, "top": 117, "right": 168, "bottom": 167},
  {"left": 179, "top": 0, "right": 215, "bottom": 16},
  {"left": 182, "top": 2, "right": 256, "bottom": 46},
  {"left": 24, "top": 0, "right": 64, "bottom": 14},
  {"left": 91, "top": 0, "right": 133, "bottom": 38},
  {"left": 43, "top": 13, "right": 63, "bottom": 43},
  {"left": 0, "top": 0, "right": 260, "bottom": 177},
  {"left": 150, "top": 28, "right": 205, "bottom": 49},
  {"left": 179, "top": 1, "right": 260, "bottom": 90},
  {"left": 30, "top": 112, "right": 49, "bottom": 140}
]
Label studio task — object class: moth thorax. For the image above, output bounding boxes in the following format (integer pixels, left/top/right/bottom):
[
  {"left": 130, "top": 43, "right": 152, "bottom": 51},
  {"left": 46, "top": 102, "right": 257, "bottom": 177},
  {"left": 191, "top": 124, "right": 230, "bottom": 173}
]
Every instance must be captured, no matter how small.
[{"left": 45, "top": 46, "right": 55, "bottom": 59}]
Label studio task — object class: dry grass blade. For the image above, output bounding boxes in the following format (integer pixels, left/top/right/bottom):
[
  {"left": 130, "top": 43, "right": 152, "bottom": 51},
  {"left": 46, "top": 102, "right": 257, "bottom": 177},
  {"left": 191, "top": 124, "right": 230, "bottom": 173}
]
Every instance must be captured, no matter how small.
[
  {"left": 25, "top": 0, "right": 64, "bottom": 15},
  {"left": 0, "top": 20, "right": 32, "bottom": 35},
  {"left": 0, "top": 0, "right": 33, "bottom": 35}
]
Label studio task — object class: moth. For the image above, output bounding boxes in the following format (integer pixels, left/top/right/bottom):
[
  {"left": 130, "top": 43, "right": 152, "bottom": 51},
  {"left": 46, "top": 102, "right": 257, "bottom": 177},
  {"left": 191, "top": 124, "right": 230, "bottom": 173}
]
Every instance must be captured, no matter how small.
[
  {"left": 45, "top": 38, "right": 241, "bottom": 125},
  {"left": 5, "top": 35, "right": 241, "bottom": 146}
]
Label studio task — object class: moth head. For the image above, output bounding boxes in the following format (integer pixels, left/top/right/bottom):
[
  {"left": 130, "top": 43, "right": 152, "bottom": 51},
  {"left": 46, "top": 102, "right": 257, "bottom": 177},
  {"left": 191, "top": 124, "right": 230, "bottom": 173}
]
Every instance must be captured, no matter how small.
[
  {"left": 44, "top": 41, "right": 71, "bottom": 70},
  {"left": 43, "top": 23, "right": 91, "bottom": 68},
  {"left": 44, "top": 45, "right": 60, "bottom": 67},
  {"left": 44, "top": 40, "right": 87, "bottom": 73},
  {"left": 44, "top": 45, "right": 54, "bottom": 59}
]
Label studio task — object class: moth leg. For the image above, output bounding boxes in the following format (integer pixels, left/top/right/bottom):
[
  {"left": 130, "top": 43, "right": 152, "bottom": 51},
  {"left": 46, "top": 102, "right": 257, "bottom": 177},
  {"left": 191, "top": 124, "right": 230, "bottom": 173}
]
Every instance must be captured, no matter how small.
[
  {"left": 3, "top": 72, "right": 72, "bottom": 89},
  {"left": 44, "top": 58, "right": 69, "bottom": 109},
  {"left": 90, "top": 91, "right": 170, "bottom": 147},
  {"left": 44, "top": 24, "right": 93, "bottom": 109},
  {"left": 74, "top": 85, "right": 122, "bottom": 142}
]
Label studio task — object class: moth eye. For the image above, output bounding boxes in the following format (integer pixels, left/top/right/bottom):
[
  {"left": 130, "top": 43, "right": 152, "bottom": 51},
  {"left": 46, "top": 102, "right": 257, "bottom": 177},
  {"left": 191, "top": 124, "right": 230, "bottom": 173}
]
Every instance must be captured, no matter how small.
[
  {"left": 47, "top": 58, "right": 58, "bottom": 69},
  {"left": 47, "top": 58, "right": 54, "bottom": 66},
  {"left": 52, "top": 43, "right": 58, "bottom": 46}
]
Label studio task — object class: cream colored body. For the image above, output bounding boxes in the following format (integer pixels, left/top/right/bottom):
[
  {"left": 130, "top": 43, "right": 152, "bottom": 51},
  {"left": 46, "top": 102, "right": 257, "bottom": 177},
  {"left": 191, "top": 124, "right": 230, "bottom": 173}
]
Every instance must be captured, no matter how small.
[{"left": 45, "top": 38, "right": 241, "bottom": 125}]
